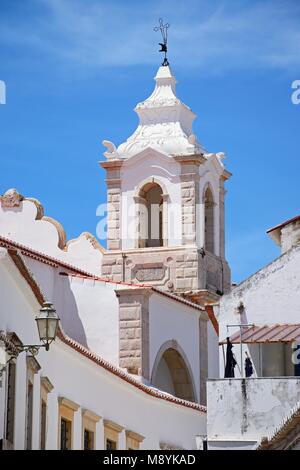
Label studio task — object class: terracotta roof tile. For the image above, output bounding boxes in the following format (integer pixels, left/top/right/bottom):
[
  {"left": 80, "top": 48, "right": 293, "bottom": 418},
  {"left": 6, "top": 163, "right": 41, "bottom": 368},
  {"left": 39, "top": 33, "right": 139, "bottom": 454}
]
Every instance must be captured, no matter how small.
[{"left": 220, "top": 324, "right": 300, "bottom": 344}]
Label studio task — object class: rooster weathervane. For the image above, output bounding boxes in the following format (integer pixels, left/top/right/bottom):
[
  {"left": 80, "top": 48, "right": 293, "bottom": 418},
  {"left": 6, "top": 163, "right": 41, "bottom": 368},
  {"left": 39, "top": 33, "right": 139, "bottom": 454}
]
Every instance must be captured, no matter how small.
[{"left": 154, "top": 18, "right": 170, "bottom": 66}]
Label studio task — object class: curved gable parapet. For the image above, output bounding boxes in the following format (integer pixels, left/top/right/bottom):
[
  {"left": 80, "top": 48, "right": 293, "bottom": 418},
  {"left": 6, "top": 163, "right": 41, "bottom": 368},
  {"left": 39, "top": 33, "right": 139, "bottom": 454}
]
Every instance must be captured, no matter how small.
[
  {"left": 0, "top": 189, "right": 104, "bottom": 275},
  {"left": 66, "top": 232, "right": 105, "bottom": 254}
]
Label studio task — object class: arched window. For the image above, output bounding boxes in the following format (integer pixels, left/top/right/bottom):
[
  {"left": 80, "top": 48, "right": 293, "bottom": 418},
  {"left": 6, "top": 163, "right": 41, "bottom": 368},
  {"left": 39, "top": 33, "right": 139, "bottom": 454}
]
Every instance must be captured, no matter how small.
[
  {"left": 151, "top": 346, "right": 196, "bottom": 402},
  {"left": 204, "top": 186, "right": 215, "bottom": 253},
  {"left": 138, "top": 182, "right": 163, "bottom": 248}
]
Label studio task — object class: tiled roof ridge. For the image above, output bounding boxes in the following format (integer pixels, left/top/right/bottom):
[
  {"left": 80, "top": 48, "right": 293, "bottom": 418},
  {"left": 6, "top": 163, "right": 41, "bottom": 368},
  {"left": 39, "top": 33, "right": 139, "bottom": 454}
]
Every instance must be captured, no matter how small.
[
  {"left": 7, "top": 248, "right": 45, "bottom": 306},
  {"left": 60, "top": 271, "right": 205, "bottom": 312},
  {"left": 58, "top": 328, "right": 207, "bottom": 413},
  {"left": 0, "top": 236, "right": 207, "bottom": 313},
  {"left": 257, "top": 401, "right": 300, "bottom": 450},
  {"left": 0, "top": 235, "right": 96, "bottom": 276}
]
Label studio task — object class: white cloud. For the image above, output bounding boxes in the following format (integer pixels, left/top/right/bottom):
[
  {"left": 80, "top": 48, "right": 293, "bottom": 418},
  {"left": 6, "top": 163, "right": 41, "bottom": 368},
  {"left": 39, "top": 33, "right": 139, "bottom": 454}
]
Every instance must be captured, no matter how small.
[{"left": 1, "top": 0, "right": 300, "bottom": 72}]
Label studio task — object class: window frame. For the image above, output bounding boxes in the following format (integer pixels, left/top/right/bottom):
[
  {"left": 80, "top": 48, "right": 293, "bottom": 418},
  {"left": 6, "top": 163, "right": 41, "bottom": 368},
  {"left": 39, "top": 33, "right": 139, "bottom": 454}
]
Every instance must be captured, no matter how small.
[
  {"left": 103, "top": 419, "right": 124, "bottom": 450},
  {"left": 58, "top": 397, "right": 79, "bottom": 450},
  {"left": 125, "top": 430, "right": 145, "bottom": 450},
  {"left": 81, "top": 409, "right": 101, "bottom": 450}
]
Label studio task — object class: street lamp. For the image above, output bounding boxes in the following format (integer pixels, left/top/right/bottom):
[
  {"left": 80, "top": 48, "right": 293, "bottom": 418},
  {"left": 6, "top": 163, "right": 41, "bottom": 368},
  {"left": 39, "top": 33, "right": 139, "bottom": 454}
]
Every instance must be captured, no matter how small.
[
  {"left": 35, "top": 301, "right": 60, "bottom": 351},
  {"left": 1, "top": 301, "right": 60, "bottom": 359}
]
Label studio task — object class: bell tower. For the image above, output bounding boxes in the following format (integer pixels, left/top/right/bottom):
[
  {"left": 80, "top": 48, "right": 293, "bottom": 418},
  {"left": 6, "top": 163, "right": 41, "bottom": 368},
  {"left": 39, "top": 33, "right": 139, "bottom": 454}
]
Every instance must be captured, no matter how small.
[{"left": 100, "top": 63, "right": 231, "bottom": 304}]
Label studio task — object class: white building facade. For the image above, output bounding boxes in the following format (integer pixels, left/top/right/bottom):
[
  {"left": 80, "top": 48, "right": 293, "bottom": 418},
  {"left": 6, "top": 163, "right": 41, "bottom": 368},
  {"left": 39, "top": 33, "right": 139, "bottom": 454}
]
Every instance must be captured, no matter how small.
[
  {"left": 207, "top": 215, "right": 300, "bottom": 450},
  {"left": 0, "top": 62, "right": 230, "bottom": 450},
  {"left": 0, "top": 247, "right": 205, "bottom": 450}
]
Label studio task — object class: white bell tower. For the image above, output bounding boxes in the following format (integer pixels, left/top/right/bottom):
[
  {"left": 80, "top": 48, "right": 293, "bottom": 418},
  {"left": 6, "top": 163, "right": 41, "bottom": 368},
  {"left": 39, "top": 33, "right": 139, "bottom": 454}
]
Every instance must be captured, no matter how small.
[{"left": 100, "top": 64, "right": 231, "bottom": 304}]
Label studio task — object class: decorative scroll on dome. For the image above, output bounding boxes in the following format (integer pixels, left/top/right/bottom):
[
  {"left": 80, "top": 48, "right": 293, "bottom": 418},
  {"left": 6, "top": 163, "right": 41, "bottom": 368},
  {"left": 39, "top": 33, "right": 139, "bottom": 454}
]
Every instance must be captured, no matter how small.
[
  {"left": 102, "top": 65, "right": 205, "bottom": 160},
  {"left": 1, "top": 188, "right": 24, "bottom": 208}
]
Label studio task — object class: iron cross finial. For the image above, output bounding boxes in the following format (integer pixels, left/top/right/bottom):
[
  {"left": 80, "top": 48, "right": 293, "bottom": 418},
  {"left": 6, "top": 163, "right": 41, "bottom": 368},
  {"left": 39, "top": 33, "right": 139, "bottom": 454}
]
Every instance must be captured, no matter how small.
[{"left": 154, "top": 18, "right": 170, "bottom": 66}]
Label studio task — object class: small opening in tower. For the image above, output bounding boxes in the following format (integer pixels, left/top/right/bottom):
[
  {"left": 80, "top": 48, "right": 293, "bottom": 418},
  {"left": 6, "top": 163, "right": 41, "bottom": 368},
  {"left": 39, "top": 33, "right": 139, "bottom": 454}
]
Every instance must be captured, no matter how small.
[
  {"left": 204, "top": 186, "right": 215, "bottom": 254},
  {"left": 138, "top": 182, "right": 163, "bottom": 248}
]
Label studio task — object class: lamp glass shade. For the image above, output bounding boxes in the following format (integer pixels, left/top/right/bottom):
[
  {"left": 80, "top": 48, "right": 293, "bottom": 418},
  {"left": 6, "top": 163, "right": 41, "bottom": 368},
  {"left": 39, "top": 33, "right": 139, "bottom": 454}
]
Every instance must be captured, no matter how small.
[{"left": 36, "top": 302, "right": 59, "bottom": 346}]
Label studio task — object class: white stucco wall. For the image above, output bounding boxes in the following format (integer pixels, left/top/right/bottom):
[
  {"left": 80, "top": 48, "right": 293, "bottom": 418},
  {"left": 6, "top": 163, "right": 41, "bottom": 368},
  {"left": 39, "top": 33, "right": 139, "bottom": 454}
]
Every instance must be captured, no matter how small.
[
  {"left": 57, "top": 275, "right": 127, "bottom": 365},
  {"left": 0, "top": 252, "right": 206, "bottom": 450},
  {"left": 18, "top": 257, "right": 123, "bottom": 365},
  {"left": 149, "top": 293, "right": 201, "bottom": 401},
  {"left": 207, "top": 321, "right": 219, "bottom": 379},
  {"left": 0, "top": 197, "right": 103, "bottom": 275},
  {"left": 207, "top": 377, "right": 300, "bottom": 448}
]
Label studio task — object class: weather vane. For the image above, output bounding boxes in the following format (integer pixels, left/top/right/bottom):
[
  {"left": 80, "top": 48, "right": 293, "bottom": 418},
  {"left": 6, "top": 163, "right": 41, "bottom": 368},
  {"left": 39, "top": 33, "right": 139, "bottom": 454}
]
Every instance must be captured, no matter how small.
[{"left": 154, "top": 18, "right": 170, "bottom": 66}]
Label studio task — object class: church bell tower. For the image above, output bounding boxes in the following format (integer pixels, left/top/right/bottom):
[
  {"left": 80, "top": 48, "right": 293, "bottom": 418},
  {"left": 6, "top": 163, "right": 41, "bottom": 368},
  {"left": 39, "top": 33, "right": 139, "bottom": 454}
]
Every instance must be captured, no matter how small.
[{"left": 100, "top": 36, "right": 231, "bottom": 305}]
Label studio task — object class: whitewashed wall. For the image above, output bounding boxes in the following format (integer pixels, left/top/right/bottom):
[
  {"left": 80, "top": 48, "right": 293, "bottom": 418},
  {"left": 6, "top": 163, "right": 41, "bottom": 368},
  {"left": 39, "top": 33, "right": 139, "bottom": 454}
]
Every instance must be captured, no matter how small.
[
  {"left": 207, "top": 377, "right": 300, "bottom": 449},
  {"left": 0, "top": 197, "right": 103, "bottom": 275},
  {"left": 0, "top": 251, "right": 206, "bottom": 450},
  {"left": 17, "top": 256, "right": 123, "bottom": 365},
  {"left": 149, "top": 293, "right": 201, "bottom": 401}
]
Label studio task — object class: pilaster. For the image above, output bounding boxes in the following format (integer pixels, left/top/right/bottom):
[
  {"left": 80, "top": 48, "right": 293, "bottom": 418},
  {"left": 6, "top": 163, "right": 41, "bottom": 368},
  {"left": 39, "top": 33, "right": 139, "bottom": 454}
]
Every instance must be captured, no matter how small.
[
  {"left": 199, "top": 315, "right": 208, "bottom": 405},
  {"left": 100, "top": 160, "right": 123, "bottom": 250},
  {"left": 115, "top": 288, "right": 153, "bottom": 379},
  {"left": 219, "top": 175, "right": 226, "bottom": 259},
  {"left": 174, "top": 155, "right": 204, "bottom": 246}
]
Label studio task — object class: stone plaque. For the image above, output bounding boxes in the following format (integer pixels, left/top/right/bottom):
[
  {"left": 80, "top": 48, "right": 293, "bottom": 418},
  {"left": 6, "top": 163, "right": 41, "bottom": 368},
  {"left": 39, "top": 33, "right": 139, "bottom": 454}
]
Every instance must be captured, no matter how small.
[{"left": 135, "top": 267, "right": 165, "bottom": 282}]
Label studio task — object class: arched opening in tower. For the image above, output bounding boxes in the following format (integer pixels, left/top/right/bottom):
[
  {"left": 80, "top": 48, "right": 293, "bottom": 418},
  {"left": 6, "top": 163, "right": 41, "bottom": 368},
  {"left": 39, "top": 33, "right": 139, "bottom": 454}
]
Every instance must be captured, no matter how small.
[
  {"left": 138, "top": 182, "right": 163, "bottom": 248},
  {"left": 204, "top": 186, "right": 215, "bottom": 254}
]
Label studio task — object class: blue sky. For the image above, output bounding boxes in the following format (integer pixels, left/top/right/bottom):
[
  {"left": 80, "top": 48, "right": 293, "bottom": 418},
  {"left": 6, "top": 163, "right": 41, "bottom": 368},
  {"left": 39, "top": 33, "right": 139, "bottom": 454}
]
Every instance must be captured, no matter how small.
[{"left": 0, "top": 0, "right": 299, "bottom": 283}]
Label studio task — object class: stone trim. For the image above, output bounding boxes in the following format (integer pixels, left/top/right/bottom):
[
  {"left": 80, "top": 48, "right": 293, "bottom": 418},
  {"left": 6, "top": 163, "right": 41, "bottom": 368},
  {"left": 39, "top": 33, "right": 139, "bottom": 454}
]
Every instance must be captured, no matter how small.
[
  {"left": 40, "top": 376, "right": 54, "bottom": 393},
  {"left": 58, "top": 398, "right": 78, "bottom": 450},
  {"left": 126, "top": 430, "right": 144, "bottom": 449},
  {"left": 26, "top": 355, "right": 41, "bottom": 374},
  {"left": 125, "top": 430, "right": 145, "bottom": 443},
  {"left": 160, "top": 441, "right": 184, "bottom": 450},
  {"left": 58, "top": 397, "right": 80, "bottom": 412},
  {"left": 103, "top": 419, "right": 124, "bottom": 433},
  {"left": 42, "top": 216, "right": 66, "bottom": 249},
  {"left": 1, "top": 188, "right": 24, "bottom": 208},
  {"left": 178, "top": 160, "right": 200, "bottom": 246},
  {"left": 116, "top": 288, "right": 152, "bottom": 378},
  {"left": 134, "top": 176, "right": 169, "bottom": 199},
  {"left": 173, "top": 155, "right": 206, "bottom": 165},
  {"left": 82, "top": 409, "right": 101, "bottom": 422},
  {"left": 199, "top": 317, "right": 208, "bottom": 406},
  {"left": 100, "top": 160, "right": 123, "bottom": 170},
  {"left": 219, "top": 177, "right": 226, "bottom": 259},
  {"left": 101, "top": 160, "right": 123, "bottom": 251}
]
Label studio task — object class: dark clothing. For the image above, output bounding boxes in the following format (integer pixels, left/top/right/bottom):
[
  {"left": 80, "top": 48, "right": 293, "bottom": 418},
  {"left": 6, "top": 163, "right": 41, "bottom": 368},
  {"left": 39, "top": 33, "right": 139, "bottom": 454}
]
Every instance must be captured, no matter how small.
[
  {"left": 245, "top": 357, "right": 253, "bottom": 377},
  {"left": 224, "top": 337, "right": 237, "bottom": 378}
]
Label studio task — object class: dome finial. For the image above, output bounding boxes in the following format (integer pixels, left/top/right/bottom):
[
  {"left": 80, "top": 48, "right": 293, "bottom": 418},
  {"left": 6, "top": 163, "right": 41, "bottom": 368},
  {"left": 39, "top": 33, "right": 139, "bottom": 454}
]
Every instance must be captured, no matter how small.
[{"left": 154, "top": 18, "right": 170, "bottom": 66}]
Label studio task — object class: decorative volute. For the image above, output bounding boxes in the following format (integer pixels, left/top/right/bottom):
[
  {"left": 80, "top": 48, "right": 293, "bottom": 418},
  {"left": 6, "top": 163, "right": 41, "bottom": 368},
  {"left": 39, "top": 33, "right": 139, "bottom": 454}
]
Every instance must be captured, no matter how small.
[{"left": 102, "top": 65, "right": 205, "bottom": 159}]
